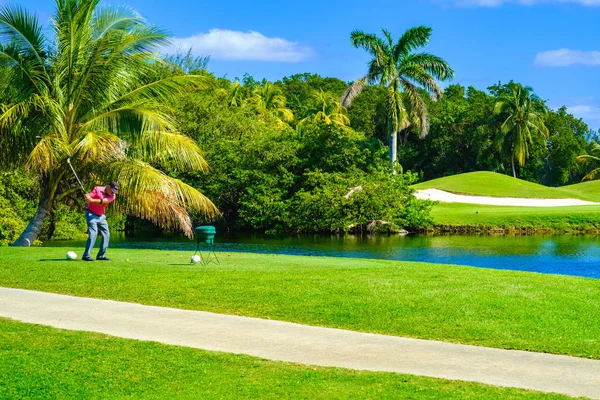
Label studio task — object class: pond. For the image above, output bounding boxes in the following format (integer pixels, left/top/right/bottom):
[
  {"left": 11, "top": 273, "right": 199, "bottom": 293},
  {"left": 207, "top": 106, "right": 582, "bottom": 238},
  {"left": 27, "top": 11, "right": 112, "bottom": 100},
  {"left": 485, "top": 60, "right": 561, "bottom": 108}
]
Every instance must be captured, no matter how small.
[{"left": 44, "top": 233, "right": 600, "bottom": 279}]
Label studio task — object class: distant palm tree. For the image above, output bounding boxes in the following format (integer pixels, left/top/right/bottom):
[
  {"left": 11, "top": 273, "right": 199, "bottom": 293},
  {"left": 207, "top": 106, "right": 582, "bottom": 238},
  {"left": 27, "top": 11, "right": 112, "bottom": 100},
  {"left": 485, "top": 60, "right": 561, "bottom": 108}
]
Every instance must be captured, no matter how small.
[
  {"left": 249, "top": 82, "right": 294, "bottom": 126},
  {"left": 342, "top": 27, "right": 454, "bottom": 168},
  {"left": 577, "top": 140, "right": 600, "bottom": 181},
  {"left": 494, "top": 84, "right": 549, "bottom": 178},
  {"left": 0, "top": 0, "right": 218, "bottom": 246},
  {"left": 297, "top": 89, "right": 350, "bottom": 134},
  {"left": 226, "top": 81, "right": 246, "bottom": 107}
]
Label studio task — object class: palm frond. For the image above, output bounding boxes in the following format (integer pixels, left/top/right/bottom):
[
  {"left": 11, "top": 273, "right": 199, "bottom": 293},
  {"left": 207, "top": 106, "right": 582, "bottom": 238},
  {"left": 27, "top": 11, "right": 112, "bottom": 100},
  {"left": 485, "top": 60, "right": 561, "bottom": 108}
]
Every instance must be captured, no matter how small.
[
  {"left": 400, "top": 79, "right": 429, "bottom": 138},
  {"left": 350, "top": 30, "right": 389, "bottom": 58},
  {"left": 400, "top": 64, "right": 444, "bottom": 99},
  {"left": 72, "top": 130, "right": 125, "bottom": 164},
  {"left": 401, "top": 52, "right": 454, "bottom": 81},
  {"left": 340, "top": 76, "right": 368, "bottom": 108},
  {"left": 394, "top": 26, "right": 431, "bottom": 58},
  {"left": 107, "top": 160, "right": 218, "bottom": 238},
  {"left": 27, "top": 134, "right": 69, "bottom": 174},
  {"left": 582, "top": 168, "right": 600, "bottom": 182},
  {"left": 133, "top": 131, "right": 209, "bottom": 173},
  {"left": 0, "top": 5, "right": 47, "bottom": 64}
]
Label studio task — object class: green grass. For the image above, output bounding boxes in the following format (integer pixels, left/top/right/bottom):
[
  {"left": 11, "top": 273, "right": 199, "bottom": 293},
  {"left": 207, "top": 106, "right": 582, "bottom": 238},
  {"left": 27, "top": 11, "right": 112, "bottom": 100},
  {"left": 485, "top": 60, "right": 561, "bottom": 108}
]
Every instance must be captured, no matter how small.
[
  {"left": 1, "top": 247, "right": 599, "bottom": 360},
  {"left": 412, "top": 172, "right": 600, "bottom": 230},
  {"left": 0, "top": 319, "right": 573, "bottom": 400},
  {"left": 430, "top": 203, "right": 600, "bottom": 230},
  {"left": 560, "top": 180, "right": 600, "bottom": 202},
  {"left": 413, "top": 171, "right": 600, "bottom": 202}
]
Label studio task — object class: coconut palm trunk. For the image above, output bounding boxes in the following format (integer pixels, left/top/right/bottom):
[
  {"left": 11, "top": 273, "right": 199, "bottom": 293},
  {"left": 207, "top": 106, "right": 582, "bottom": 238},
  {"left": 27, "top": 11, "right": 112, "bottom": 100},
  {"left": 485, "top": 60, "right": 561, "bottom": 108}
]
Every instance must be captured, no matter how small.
[
  {"left": 13, "top": 173, "right": 63, "bottom": 245},
  {"left": 13, "top": 202, "right": 51, "bottom": 246},
  {"left": 511, "top": 156, "right": 516, "bottom": 178},
  {"left": 389, "top": 130, "right": 398, "bottom": 166}
]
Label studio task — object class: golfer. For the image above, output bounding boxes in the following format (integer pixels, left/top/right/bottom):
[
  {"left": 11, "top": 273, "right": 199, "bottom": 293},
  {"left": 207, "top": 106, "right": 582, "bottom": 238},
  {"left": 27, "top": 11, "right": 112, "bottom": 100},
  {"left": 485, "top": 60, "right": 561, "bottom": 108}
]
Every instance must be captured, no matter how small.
[{"left": 82, "top": 181, "right": 118, "bottom": 261}]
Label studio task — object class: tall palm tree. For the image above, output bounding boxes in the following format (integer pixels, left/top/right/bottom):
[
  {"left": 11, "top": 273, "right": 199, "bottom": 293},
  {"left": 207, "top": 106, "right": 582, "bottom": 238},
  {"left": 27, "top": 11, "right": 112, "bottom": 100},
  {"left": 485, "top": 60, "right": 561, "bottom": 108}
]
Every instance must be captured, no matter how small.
[
  {"left": 0, "top": 0, "right": 218, "bottom": 246},
  {"left": 248, "top": 81, "right": 293, "bottom": 126},
  {"left": 577, "top": 140, "right": 600, "bottom": 181},
  {"left": 342, "top": 27, "right": 453, "bottom": 167},
  {"left": 494, "top": 84, "right": 549, "bottom": 178},
  {"left": 299, "top": 89, "right": 350, "bottom": 130}
]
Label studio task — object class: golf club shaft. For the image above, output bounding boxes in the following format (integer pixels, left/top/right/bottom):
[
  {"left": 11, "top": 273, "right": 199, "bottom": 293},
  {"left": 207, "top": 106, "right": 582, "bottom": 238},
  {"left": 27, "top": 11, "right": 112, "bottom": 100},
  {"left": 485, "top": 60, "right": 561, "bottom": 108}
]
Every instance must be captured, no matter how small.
[{"left": 67, "top": 158, "right": 87, "bottom": 193}]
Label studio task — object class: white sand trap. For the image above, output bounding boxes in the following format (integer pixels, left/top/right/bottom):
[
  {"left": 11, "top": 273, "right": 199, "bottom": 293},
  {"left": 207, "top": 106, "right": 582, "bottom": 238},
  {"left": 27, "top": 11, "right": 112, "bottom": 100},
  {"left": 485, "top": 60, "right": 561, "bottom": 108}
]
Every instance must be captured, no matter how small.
[{"left": 415, "top": 188, "right": 599, "bottom": 207}]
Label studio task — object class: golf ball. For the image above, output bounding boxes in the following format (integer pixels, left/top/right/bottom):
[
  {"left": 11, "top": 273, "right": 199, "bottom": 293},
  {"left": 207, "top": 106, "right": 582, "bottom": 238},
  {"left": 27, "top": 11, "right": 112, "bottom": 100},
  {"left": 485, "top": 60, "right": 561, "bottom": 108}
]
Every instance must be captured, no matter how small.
[
  {"left": 66, "top": 251, "right": 77, "bottom": 260},
  {"left": 191, "top": 255, "right": 201, "bottom": 264}
]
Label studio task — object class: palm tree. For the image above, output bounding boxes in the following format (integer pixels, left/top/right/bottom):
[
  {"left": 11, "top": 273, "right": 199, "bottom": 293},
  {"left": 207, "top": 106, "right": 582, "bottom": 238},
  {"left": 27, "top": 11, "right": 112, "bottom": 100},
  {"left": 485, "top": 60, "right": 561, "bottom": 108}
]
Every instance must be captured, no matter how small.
[
  {"left": 298, "top": 89, "right": 350, "bottom": 132},
  {"left": 577, "top": 140, "right": 600, "bottom": 181},
  {"left": 226, "top": 81, "right": 246, "bottom": 107},
  {"left": 0, "top": 0, "right": 218, "bottom": 246},
  {"left": 248, "top": 81, "right": 294, "bottom": 126},
  {"left": 342, "top": 27, "right": 453, "bottom": 167},
  {"left": 493, "top": 84, "right": 549, "bottom": 178}
]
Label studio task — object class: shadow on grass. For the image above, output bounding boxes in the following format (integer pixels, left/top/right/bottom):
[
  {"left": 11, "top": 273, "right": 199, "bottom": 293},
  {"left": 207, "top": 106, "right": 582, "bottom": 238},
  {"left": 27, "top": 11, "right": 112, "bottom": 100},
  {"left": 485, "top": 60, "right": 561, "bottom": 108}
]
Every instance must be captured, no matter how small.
[{"left": 39, "top": 259, "right": 74, "bottom": 262}]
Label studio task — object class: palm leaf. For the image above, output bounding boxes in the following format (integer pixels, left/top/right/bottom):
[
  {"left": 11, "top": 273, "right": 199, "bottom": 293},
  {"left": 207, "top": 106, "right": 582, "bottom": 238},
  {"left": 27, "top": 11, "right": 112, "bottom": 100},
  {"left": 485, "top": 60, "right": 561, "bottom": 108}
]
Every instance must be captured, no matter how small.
[
  {"left": 340, "top": 76, "right": 368, "bottom": 108},
  {"left": 394, "top": 26, "right": 431, "bottom": 58}
]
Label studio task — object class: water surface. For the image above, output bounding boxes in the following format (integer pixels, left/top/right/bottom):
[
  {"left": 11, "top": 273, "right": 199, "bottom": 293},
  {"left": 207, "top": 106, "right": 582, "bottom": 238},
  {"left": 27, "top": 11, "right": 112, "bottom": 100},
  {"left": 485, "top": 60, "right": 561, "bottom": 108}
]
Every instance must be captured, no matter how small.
[{"left": 44, "top": 233, "right": 600, "bottom": 279}]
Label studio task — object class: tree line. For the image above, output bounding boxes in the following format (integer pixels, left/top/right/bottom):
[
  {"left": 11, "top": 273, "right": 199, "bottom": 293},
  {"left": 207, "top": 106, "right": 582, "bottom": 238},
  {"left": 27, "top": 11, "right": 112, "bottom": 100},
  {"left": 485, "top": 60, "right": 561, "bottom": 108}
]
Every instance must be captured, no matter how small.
[{"left": 0, "top": 0, "right": 597, "bottom": 244}]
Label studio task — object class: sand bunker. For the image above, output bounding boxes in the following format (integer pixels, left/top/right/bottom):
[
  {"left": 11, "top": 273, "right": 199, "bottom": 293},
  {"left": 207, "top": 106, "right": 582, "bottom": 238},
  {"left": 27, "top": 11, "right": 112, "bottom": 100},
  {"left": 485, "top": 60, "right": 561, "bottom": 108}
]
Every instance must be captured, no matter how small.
[{"left": 414, "top": 188, "right": 599, "bottom": 207}]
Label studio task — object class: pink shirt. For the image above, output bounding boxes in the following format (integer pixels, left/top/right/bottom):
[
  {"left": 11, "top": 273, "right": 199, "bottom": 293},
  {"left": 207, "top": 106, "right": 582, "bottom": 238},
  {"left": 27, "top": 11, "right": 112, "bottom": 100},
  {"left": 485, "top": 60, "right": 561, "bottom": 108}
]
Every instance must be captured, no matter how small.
[{"left": 86, "top": 186, "right": 116, "bottom": 216}]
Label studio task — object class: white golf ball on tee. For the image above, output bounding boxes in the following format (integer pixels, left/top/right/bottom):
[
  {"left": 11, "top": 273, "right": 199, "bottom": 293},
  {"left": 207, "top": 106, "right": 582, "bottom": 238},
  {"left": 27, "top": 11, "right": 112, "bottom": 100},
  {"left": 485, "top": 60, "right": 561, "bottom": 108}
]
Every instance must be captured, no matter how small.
[
  {"left": 191, "top": 255, "right": 201, "bottom": 264},
  {"left": 66, "top": 251, "right": 77, "bottom": 260}
]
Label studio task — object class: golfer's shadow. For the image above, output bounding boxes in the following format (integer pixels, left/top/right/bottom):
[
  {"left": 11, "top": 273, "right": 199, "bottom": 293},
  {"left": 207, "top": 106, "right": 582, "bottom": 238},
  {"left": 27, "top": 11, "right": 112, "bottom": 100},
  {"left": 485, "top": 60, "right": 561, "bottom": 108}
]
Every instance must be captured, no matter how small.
[{"left": 39, "top": 259, "right": 70, "bottom": 261}]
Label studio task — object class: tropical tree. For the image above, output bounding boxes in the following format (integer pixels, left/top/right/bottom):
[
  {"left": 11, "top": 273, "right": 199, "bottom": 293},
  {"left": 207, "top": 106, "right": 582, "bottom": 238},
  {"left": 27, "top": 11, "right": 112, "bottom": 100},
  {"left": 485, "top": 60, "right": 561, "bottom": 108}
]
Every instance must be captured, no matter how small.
[
  {"left": 248, "top": 81, "right": 294, "bottom": 126},
  {"left": 577, "top": 140, "right": 600, "bottom": 181},
  {"left": 225, "top": 81, "right": 246, "bottom": 107},
  {"left": 493, "top": 84, "right": 549, "bottom": 178},
  {"left": 297, "top": 89, "right": 350, "bottom": 134},
  {"left": 0, "top": 0, "right": 218, "bottom": 246},
  {"left": 341, "top": 27, "right": 454, "bottom": 168}
]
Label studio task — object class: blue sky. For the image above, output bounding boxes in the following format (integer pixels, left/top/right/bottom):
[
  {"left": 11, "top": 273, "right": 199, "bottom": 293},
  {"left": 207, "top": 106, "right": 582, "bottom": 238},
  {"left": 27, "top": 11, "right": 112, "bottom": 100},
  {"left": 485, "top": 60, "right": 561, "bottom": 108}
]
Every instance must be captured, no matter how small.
[{"left": 11, "top": 0, "right": 600, "bottom": 130}]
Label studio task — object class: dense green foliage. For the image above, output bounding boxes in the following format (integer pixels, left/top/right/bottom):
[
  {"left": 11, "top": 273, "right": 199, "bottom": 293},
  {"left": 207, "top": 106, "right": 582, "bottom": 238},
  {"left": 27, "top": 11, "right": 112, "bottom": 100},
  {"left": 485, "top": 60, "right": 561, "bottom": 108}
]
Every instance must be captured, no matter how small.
[
  {"left": 0, "top": 3, "right": 595, "bottom": 239},
  {"left": 2, "top": 247, "right": 600, "bottom": 359},
  {"left": 172, "top": 77, "right": 429, "bottom": 234}
]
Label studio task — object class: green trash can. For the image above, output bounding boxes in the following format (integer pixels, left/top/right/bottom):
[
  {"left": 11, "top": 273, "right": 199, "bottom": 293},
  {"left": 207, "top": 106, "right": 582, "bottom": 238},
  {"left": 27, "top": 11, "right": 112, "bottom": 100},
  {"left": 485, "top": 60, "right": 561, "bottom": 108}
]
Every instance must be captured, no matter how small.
[{"left": 195, "top": 225, "right": 216, "bottom": 245}]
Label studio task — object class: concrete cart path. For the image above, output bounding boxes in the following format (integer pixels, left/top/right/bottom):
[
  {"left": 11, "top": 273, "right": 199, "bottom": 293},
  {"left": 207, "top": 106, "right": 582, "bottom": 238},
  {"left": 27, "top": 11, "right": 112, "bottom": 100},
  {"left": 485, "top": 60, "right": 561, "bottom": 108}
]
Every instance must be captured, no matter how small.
[{"left": 1, "top": 287, "right": 598, "bottom": 399}]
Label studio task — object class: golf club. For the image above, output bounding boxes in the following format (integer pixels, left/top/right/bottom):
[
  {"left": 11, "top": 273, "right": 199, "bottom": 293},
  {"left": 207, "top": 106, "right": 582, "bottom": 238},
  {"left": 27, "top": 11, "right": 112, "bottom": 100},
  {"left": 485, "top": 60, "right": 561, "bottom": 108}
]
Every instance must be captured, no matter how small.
[{"left": 66, "top": 157, "right": 87, "bottom": 193}]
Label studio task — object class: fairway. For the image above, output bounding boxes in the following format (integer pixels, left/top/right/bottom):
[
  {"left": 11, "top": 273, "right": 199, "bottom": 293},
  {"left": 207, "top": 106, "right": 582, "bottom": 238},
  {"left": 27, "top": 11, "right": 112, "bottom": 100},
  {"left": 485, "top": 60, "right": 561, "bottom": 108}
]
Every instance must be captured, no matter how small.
[
  {"left": 429, "top": 202, "right": 600, "bottom": 230},
  {"left": 413, "top": 171, "right": 600, "bottom": 202},
  {"left": 1, "top": 247, "right": 599, "bottom": 360}
]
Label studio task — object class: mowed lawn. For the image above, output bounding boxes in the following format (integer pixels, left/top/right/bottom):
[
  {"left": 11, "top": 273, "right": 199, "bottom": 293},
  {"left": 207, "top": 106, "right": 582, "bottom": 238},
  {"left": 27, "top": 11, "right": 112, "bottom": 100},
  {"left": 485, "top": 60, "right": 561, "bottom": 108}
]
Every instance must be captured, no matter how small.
[
  {"left": 1, "top": 247, "right": 599, "bottom": 359},
  {"left": 412, "top": 171, "right": 600, "bottom": 229},
  {"left": 412, "top": 171, "right": 585, "bottom": 199},
  {"left": 0, "top": 319, "right": 573, "bottom": 400},
  {"left": 413, "top": 171, "right": 600, "bottom": 203},
  {"left": 430, "top": 202, "right": 600, "bottom": 229}
]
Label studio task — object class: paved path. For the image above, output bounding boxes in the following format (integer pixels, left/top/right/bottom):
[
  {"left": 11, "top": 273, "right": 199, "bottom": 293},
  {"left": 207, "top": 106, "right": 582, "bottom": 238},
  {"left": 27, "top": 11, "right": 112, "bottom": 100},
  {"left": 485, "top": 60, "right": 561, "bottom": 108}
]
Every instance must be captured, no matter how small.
[
  {"left": 415, "top": 188, "right": 599, "bottom": 207},
  {"left": 1, "top": 287, "right": 599, "bottom": 399}
]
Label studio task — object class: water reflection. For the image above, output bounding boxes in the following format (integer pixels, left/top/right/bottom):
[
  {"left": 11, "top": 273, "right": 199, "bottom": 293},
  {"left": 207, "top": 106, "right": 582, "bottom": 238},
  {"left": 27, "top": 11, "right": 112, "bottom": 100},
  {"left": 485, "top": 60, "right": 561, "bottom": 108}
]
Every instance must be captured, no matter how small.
[{"left": 43, "top": 233, "right": 600, "bottom": 279}]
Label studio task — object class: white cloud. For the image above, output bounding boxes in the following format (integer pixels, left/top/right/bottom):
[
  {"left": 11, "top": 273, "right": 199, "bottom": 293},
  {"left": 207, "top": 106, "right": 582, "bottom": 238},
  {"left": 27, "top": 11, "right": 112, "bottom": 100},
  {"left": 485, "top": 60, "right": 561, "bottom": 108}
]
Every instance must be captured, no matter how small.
[
  {"left": 451, "top": 0, "right": 600, "bottom": 6},
  {"left": 567, "top": 104, "right": 600, "bottom": 120},
  {"left": 167, "top": 29, "right": 313, "bottom": 62},
  {"left": 534, "top": 49, "right": 600, "bottom": 67}
]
